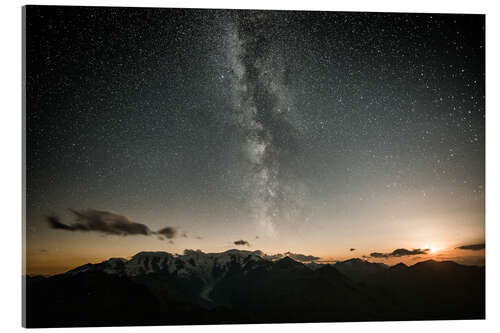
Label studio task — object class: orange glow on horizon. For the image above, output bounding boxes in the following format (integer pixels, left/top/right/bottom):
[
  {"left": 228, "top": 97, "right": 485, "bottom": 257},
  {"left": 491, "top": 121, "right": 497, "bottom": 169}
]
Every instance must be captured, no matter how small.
[{"left": 25, "top": 241, "right": 485, "bottom": 276}]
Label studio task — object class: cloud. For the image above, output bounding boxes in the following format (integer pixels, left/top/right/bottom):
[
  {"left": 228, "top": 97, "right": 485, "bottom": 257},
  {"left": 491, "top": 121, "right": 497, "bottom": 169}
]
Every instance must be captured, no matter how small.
[
  {"left": 46, "top": 215, "right": 78, "bottom": 231},
  {"left": 47, "top": 209, "right": 179, "bottom": 239},
  {"left": 391, "top": 248, "right": 429, "bottom": 256},
  {"left": 370, "top": 248, "right": 429, "bottom": 258},
  {"left": 234, "top": 239, "right": 250, "bottom": 246},
  {"left": 252, "top": 250, "right": 320, "bottom": 262},
  {"left": 456, "top": 243, "right": 485, "bottom": 251},
  {"left": 157, "top": 227, "right": 177, "bottom": 239},
  {"left": 253, "top": 250, "right": 282, "bottom": 260},
  {"left": 261, "top": 253, "right": 284, "bottom": 261},
  {"left": 284, "top": 252, "right": 320, "bottom": 262},
  {"left": 370, "top": 252, "right": 388, "bottom": 258},
  {"left": 350, "top": 248, "right": 356, "bottom": 251},
  {"left": 68, "top": 209, "right": 152, "bottom": 235}
]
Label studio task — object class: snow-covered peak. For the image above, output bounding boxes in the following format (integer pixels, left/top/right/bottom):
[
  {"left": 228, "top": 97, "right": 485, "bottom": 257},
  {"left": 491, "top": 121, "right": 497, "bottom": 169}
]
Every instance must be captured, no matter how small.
[
  {"left": 125, "top": 251, "right": 175, "bottom": 276},
  {"left": 67, "top": 249, "right": 269, "bottom": 280},
  {"left": 131, "top": 251, "right": 173, "bottom": 259}
]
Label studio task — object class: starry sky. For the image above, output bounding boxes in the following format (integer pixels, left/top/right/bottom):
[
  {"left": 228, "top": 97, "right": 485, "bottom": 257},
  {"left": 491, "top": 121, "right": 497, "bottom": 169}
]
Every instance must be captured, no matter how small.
[{"left": 25, "top": 6, "right": 485, "bottom": 275}]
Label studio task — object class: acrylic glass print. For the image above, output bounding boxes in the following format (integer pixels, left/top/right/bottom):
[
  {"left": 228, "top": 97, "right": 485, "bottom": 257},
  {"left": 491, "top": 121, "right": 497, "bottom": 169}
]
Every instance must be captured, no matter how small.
[{"left": 23, "top": 5, "right": 485, "bottom": 328}]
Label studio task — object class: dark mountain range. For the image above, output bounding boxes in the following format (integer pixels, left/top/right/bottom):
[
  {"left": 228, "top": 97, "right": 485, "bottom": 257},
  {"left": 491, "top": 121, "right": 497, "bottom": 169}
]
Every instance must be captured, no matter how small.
[
  {"left": 332, "top": 258, "right": 389, "bottom": 282},
  {"left": 25, "top": 250, "right": 485, "bottom": 327}
]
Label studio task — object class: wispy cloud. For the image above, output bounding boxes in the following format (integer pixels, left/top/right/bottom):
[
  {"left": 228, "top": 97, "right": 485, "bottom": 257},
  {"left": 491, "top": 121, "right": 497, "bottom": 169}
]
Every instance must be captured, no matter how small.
[
  {"left": 46, "top": 209, "right": 180, "bottom": 239},
  {"left": 234, "top": 239, "right": 250, "bottom": 246},
  {"left": 69, "top": 209, "right": 152, "bottom": 235},
  {"left": 284, "top": 252, "right": 320, "bottom": 262},
  {"left": 47, "top": 215, "right": 79, "bottom": 231},
  {"left": 370, "top": 248, "right": 429, "bottom": 258},
  {"left": 456, "top": 243, "right": 485, "bottom": 251},
  {"left": 157, "top": 227, "right": 177, "bottom": 239},
  {"left": 253, "top": 250, "right": 320, "bottom": 262}
]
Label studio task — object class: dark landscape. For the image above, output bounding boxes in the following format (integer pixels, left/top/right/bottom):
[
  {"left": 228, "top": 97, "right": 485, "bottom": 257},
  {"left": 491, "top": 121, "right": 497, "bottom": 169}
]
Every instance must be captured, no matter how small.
[{"left": 25, "top": 249, "right": 485, "bottom": 327}]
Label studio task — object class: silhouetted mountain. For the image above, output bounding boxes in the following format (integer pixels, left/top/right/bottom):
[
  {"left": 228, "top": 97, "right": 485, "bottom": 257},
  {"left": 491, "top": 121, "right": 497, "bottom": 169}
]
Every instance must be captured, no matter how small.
[
  {"left": 390, "top": 262, "right": 409, "bottom": 271},
  {"left": 273, "top": 256, "right": 309, "bottom": 272},
  {"left": 332, "top": 258, "right": 388, "bottom": 282},
  {"left": 25, "top": 250, "right": 485, "bottom": 327},
  {"left": 368, "top": 259, "right": 485, "bottom": 320}
]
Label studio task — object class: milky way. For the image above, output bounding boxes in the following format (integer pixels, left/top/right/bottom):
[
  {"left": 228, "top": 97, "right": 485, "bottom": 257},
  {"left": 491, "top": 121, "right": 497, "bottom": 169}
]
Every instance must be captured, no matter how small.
[{"left": 224, "top": 12, "right": 309, "bottom": 235}]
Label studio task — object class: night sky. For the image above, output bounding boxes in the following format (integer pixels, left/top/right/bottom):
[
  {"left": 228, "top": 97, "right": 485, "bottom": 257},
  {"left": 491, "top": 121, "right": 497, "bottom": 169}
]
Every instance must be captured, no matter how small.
[{"left": 25, "top": 6, "right": 485, "bottom": 275}]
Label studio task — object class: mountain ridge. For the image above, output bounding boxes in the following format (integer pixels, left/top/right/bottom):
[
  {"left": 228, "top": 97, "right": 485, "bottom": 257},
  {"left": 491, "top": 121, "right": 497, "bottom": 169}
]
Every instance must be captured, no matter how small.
[
  {"left": 44, "top": 249, "right": 484, "bottom": 280},
  {"left": 25, "top": 249, "right": 485, "bottom": 327}
]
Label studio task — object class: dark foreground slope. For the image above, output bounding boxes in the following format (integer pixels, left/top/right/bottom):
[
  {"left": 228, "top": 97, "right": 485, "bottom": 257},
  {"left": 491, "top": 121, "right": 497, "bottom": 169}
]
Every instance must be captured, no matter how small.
[
  {"left": 25, "top": 251, "right": 485, "bottom": 327},
  {"left": 368, "top": 260, "right": 485, "bottom": 320}
]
